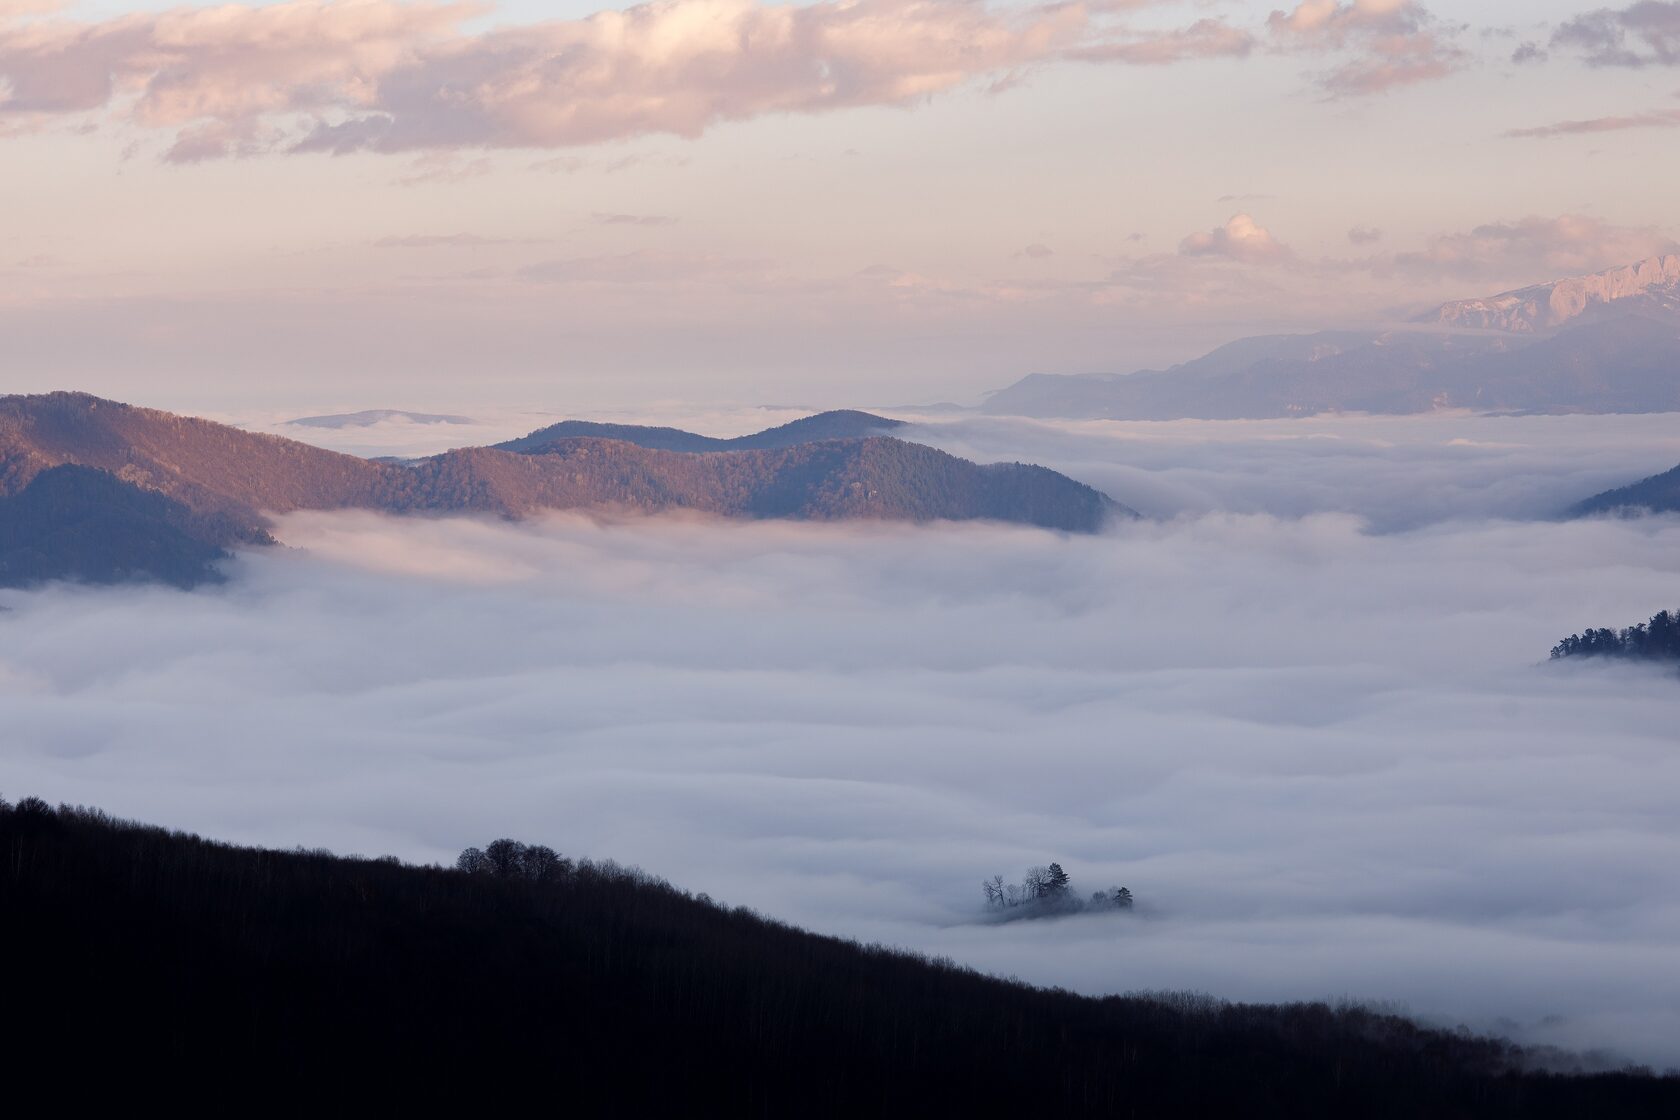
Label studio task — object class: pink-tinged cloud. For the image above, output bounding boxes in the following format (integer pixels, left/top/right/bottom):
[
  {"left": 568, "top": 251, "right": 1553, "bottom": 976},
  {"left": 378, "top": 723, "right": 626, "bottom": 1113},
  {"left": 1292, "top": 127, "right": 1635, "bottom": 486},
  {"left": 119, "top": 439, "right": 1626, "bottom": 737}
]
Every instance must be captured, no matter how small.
[
  {"left": 1348, "top": 225, "right": 1382, "bottom": 244},
  {"left": 1066, "top": 19, "right": 1254, "bottom": 65},
  {"left": 1267, "top": 0, "right": 1464, "bottom": 96},
  {"left": 1554, "top": 2, "right": 1680, "bottom": 68},
  {"left": 1267, "top": 0, "right": 1425, "bottom": 41},
  {"left": 0, "top": 0, "right": 1263, "bottom": 162},
  {"left": 373, "top": 233, "right": 534, "bottom": 248},
  {"left": 1504, "top": 108, "right": 1680, "bottom": 138},
  {"left": 1389, "top": 214, "right": 1680, "bottom": 281},
  {"left": 1179, "top": 213, "right": 1292, "bottom": 264}
]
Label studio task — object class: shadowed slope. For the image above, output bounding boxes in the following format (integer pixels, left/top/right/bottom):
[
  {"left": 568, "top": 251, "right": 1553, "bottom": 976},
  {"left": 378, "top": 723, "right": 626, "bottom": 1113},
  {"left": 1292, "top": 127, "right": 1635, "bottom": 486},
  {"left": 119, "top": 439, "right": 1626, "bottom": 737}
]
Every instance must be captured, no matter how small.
[{"left": 0, "top": 465, "right": 230, "bottom": 588}]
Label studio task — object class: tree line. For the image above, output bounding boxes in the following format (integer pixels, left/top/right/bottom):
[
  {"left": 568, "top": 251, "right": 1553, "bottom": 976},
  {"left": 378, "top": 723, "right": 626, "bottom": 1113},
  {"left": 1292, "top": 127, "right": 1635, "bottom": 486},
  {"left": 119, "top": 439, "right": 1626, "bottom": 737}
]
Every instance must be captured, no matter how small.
[{"left": 1551, "top": 609, "right": 1680, "bottom": 663}]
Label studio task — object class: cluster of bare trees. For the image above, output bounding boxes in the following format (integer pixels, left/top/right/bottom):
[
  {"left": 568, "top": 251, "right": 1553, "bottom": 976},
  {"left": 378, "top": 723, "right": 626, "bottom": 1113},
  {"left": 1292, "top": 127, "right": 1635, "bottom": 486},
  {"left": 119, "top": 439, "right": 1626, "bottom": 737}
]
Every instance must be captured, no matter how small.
[
  {"left": 983, "top": 862, "right": 1133, "bottom": 920},
  {"left": 456, "top": 838, "right": 571, "bottom": 882}
]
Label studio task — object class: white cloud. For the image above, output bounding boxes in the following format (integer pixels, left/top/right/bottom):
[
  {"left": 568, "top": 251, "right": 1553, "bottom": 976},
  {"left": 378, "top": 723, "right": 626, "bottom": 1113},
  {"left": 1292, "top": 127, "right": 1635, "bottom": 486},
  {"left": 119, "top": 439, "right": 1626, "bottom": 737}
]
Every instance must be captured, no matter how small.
[{"left": 1178, "top": 213, "right": 1292, "bottom": 263}]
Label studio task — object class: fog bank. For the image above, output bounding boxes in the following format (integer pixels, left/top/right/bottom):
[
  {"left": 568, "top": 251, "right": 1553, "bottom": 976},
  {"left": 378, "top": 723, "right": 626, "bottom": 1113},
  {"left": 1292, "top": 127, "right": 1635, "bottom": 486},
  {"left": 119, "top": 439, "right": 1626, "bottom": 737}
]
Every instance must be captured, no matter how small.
[{"left": 4, "top": 413, "right": 1680, "bottom": 1065}]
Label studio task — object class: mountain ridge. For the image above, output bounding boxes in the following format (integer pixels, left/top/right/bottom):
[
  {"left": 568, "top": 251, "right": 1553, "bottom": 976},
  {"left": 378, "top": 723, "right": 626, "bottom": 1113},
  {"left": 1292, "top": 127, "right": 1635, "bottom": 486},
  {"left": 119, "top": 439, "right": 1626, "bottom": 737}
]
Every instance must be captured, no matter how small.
[
  {"left": 0, "top": 393, "right": 1128, "bottom": 588},
  {"left": 1423, "top": 254, "right": 1680, "bottom": 335},
  {"left": 983, "top": 256, "right": 1680, "bottom": 420}
]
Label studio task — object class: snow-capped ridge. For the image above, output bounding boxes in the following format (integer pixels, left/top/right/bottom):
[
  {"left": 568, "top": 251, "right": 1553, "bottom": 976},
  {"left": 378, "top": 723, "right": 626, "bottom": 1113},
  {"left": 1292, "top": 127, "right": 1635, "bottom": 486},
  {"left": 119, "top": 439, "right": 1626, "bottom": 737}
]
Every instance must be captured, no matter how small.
[{"left": 1425, "top": 254, "right": 1680, "bottom": 334}]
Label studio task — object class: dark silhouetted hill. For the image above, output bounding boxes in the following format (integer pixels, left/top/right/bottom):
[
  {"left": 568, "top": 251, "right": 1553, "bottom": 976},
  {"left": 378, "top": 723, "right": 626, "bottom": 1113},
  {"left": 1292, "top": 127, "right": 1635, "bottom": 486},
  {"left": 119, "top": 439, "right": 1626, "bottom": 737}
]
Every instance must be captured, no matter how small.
[
  {"left": 3, "top": 796, "right": 1674, "bottom": 1115},
  {"left": 0, "top": 393, "right": 1126, "bottom": 586}
]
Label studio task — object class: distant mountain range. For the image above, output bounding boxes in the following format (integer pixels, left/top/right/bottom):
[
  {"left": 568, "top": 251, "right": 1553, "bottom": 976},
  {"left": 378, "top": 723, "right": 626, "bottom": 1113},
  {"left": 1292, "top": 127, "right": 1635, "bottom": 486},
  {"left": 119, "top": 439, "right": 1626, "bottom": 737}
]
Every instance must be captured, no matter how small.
[
  {"left": 0, "top": 393, "right": 1128, "bottom": 588},
  {"left": 984, "top": 255, "right": 1680, "bottom": 420},
  {"left": 286, "top": 409, "right": 476, "bottom": 428}
]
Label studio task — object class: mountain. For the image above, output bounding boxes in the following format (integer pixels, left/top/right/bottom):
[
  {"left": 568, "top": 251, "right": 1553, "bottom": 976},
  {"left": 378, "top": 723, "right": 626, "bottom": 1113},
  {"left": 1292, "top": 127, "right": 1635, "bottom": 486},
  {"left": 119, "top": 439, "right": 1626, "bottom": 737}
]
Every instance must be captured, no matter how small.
[
  {"left": 494, "top": 409, "right": 905, "bottom": 453},
  {"left": 1425, "top": 255, "right": 1680, "bottom": 334},
  {"left": 983, "top": 257, "right": 1680, "bottom": 420},
  {"left": 286, "top": 409, "right": 475, "bottom": 428},
  {"left": 0, "top": 393, "right": 1126, "bottom": 587},
  {"left": 7, "top": 797, "right": 1675, "bottom": 1114},
  {"left": 409, "top": 437, "right": 1124, "bottom": 528},
  {"left": 1571, "top": 459, "right": 1680, "bottom": 517}
]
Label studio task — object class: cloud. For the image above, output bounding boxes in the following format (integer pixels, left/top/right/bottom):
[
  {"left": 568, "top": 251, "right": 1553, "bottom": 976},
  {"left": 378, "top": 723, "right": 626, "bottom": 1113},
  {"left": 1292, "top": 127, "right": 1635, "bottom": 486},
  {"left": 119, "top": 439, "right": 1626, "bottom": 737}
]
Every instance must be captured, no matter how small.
[
  {"left": 1066, "top": 18, "right": 1254, "bottom": 65},
  {"left": 8, "top": 410, "right": 1680, "bottom": 1066},
  {"left": 593, "top": 212, "right": 678, "bottom": 227},
  {"left": 518, "top": 248, "right": 766, "bottom": 284},
  {"left": 394, "top": 151, "right": 491, "bottom": 185},
  {"left": 0, "top": 0, "right": 1079, "bottom": 157},
  {"left": 1504, "top": 108, "right": 1680, "bottom": 138},
  {"left": 1178, "top": 213, "right": 1292, "bottom": 264},
  {"left": 1267, "top": 0, "right": 1466, "bottom": 96},
  {"left": 1388, "top": 214, "right": 1680, "bottom": 283},
  {"left": 373, "top": 233, "right": 529, "bottom": 249},
  {"left": 1016, "top": 243, "right": 1055, "bottom": 259},
  {"left": 0, "top": 0, "right": 1264, "bottom": 161},
  {"left": 1347, "top": 225, "right": 1382, "bottom": 244},
  {"left": 1267, "top": 0, "right": 1428, "bottom": 39},
  {"left": 1553, "top": 1, "right": 1680, "bottom": 68}
]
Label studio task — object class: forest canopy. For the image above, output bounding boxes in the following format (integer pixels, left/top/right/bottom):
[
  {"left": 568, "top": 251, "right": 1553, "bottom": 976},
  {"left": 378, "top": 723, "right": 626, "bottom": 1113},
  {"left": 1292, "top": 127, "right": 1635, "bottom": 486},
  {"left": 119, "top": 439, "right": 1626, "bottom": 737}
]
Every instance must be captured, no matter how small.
[{"left": 1551, "top": 609, "right": 1680, "bottom": 664}]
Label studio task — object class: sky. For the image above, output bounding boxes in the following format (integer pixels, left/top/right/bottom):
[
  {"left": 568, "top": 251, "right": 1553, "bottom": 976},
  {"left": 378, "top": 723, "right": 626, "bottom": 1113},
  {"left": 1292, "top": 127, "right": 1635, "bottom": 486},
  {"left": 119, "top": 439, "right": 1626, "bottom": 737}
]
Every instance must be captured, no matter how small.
[
  {"left": 4, "top": 0, "right": 1680, "bottom": 411},
  {"left": 7, "top": 409, "right": 1680, "bottom": 1066}
]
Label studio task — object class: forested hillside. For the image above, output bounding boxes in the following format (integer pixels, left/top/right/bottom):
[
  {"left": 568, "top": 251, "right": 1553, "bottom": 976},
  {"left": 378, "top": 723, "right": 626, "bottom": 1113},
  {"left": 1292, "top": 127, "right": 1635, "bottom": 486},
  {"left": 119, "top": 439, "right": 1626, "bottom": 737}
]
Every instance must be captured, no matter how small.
[{"left": 2, "top": 797, "right": 1673, "bottom": 1115}]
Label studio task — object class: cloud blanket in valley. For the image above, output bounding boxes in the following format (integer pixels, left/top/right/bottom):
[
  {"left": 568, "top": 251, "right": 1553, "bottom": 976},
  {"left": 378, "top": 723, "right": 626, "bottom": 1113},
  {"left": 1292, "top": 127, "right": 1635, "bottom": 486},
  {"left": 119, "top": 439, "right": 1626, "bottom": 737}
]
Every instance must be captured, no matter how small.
[{"left": 3, "top": 412, "right": 1679, "bottom": 1065}]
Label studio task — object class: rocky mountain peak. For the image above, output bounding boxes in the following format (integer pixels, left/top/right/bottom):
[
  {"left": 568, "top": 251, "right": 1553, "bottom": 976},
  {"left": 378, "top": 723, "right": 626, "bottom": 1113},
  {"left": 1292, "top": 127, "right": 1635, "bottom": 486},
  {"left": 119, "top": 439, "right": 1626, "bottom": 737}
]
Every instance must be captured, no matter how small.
[{"left": 1425, "top": 254, "right": 1680, "bottom": 334}]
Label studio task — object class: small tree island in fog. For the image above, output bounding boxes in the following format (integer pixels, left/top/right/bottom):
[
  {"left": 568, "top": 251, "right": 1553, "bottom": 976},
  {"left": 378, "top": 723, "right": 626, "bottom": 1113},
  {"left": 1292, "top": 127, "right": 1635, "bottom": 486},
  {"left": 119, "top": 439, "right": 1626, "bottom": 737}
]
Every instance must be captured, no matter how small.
[{"left": 983, "top": 862, "right": 1134, "bottom": 921}]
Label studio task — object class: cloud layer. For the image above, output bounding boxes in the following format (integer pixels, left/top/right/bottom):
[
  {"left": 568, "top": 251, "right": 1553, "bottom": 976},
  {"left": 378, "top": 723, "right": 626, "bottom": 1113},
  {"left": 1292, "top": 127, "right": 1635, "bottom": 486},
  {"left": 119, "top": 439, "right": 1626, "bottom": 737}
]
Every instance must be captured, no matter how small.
[
  {"left": 5, "top": 411, "right": 1680, "bottom": 1065},
  {"left": 0, "top": 0, "right": 1472, "bottom": 161},
  {"left": 0, "top": 0, "right": 1259, "bottom": 160}
]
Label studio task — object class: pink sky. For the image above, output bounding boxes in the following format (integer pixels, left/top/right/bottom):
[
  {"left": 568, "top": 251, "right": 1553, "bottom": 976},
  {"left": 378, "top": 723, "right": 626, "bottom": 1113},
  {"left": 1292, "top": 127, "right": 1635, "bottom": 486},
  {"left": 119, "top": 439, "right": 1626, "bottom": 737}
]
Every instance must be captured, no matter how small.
[{"left": 2, "top": 0, "right": 1678, "bottom": 410}]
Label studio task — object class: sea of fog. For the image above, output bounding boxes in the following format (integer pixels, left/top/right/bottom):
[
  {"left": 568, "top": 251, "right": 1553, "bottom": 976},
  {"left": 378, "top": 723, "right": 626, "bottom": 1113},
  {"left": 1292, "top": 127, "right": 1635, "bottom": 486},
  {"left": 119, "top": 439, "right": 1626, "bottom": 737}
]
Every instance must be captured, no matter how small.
[{"left": 5, "top": 411, "right": 1680, "bottom": 1066}]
